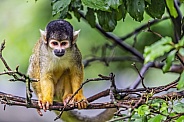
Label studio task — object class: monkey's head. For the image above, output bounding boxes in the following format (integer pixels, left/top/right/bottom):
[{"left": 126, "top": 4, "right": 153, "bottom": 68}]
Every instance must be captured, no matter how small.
[{"left": 40, "top": 20, "right": 80, "bottom": 57}]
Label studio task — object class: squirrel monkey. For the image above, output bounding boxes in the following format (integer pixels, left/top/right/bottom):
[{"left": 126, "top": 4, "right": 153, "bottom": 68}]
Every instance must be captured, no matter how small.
[{"left": 27, "top": 20, "right": 87, "bottom": 114}]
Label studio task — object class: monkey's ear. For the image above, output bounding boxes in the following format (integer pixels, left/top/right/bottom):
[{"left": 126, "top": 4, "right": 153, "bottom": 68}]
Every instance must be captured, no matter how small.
[
  {"left": 40, "top": 29, "right": 47, "bottom": 43},
  {"left": 73, "top": 30, "right": 80, "bottom": 44}
]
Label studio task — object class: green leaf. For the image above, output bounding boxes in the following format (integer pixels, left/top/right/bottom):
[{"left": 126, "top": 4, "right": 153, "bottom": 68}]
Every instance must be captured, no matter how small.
[
  {"left": 85, "top": 8, "right": 96, "bottom": 28},
  {"left": 179, "top": 48, "right": 184, "bottom": 57},
  {"left": 69, "top": 0, "right": 82, "bottom": 21},
  {"left": 70, "top": 0, "right": 82, "bottom": 8},
  {"left": 144, "top": 37, "right": 174, "bottom": 63},
  {"left": 166, "top": 0, "right": 178, "bottom": 18},
  {"left": 149, "top": 99, "right": 168, "bottom": 112},
  {"left": 178, "top": 38, "right": 184, "bottom": 47},
  {"left": 97, "top": 10, "right": 117, "bottom": 32},
  {"left": 169, "top": 112, "right": 176, "bottom": 118},
  {"left": 131, "top": 113, "right": 142, "bottom": 121},
  {"left": 108, "top": 0, "right": 122, "bottom": 10},
  {"left": 58, "top": 6, "right": 69, "bottom": 19},
  {"left": 137, "top": 105, "right": 150, "bottom": 116},
  {"left": 52, "top": 0, "right": 71, "bottom": 16},
  {"left": 177, "top": 71, "right": 184, "bottom": 90},
  {"left": 127, "top": 0, "right": 145, "bottom": 22},
  {"left": 162, "top": 50, "right": 177, "bottom": 73},
  {"left": 173, "top": 102, "right": 184, "bottom": 113},
  {"left": 73, "top": 8, "right": 81, "bottom": 21},
  {"left": 160, "top": 102, "right": 168, "bottom": 115},
  {"left": 145, "top": 0, "right": 151, "bottom": 4},
  {"left": 142, "top": 116, "right": 148, "bottom": 122},
  {"left": 150, "top": 98, "right": 166, "bottom": 104},
  {"left": 116, "top": 0, "right": 127, "bottom": 21},
  {"left": 176, "top": 116, "right": 184, "bottom": 122},
  {"left": 148, "top": 115, "right": 164, "bottom": 122},
  {"left": 145, "top": 0, "right": 165, "bottom": 19},
  {"left": 81, "top": 0, "right": 110, "bottom": 11}
]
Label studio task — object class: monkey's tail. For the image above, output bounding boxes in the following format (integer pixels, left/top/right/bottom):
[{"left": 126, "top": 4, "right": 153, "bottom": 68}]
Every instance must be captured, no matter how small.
[{"left": 56, "top": 108, "right": 117, "bottom": 122}]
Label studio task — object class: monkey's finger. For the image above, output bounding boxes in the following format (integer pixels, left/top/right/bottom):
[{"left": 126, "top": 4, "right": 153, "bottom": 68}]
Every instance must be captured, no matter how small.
[
  {"left": 76, "top": 101, "right": 86, "bottom": 109},
  {"left": 46, "top": 102, "right": 50, "bottom": 110},
  {"left": 42, "top": 103, "right": 46, "bottom": 112},
  {"left": 76, "top": 102, "right": 82, "bottom": 109},
  {"left": 83, "top": 99, "right": 88, "bottom": 108},
  {"left": 83, "top": 102, "right": 88, "bottom": 109},
  {"left": 82, "top": 102, "right": 87, "bottom": 109},
  {"left": 38, "top": 101, "right": 43, "bottom": 109},
  {"left": 63, "top": 97, "right": 70, "bottom": 105},
  {"left": 79, "top": 99, "right": 88, "bottom": 109},
  {"left": 37, "top": 109, "right": 43, "bottom": 116}
]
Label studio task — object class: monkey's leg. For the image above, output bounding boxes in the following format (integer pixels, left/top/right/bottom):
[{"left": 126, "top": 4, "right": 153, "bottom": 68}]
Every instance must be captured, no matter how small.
[{"left": 40, "top": 74, "right": 54, "bottom": 111}]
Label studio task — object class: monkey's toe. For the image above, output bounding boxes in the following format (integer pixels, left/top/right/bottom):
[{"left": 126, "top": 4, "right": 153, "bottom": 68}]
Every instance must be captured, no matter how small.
[{"left": 75, "top": 99, "right": 88, "bottom": 109}]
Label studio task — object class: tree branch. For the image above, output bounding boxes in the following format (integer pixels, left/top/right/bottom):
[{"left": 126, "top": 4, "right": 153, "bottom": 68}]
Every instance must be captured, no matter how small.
[
  {"left": 120, "top": 16, "right": 169, "bottom": 41},
  {"left": 129, "top": 62, "right": 154, "bottom": 89},
  {"left": 78, "top": 11, "right": 144, "bottom": 62},
  {"left": 83, "top": 56, "right": 139, "bottom": 67},
  {"left": 0, "top": 80, "right": 181, "bottom": 111},
  {"left": 165, "top": 0, "right": 182, "bottom": 42}
]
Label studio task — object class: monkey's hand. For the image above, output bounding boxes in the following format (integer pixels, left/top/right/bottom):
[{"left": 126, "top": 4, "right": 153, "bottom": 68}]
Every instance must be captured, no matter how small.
[
  {"left": 35, "top": 95, "right": 53, "bottom": 116},
  {"left": 35, "top": 100, "right": 52, "bottom": 116},
  {"left": 63, "top": 94, "right": 88, "bottom": 109}
]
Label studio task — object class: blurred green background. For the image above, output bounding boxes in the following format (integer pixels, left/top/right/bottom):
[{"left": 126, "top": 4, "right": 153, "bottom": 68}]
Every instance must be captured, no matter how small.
[{"left": 0, "top": 0, "right": 182, "bottom": 121}]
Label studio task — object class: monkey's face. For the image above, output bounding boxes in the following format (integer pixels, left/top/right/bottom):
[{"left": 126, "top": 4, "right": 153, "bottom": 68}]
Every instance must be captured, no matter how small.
[
  {"left": 49, "top": 39, "right": 70, "bottom": 57},
  {"left": 40, "top": 20, "right": 80, "bottom": 57}
]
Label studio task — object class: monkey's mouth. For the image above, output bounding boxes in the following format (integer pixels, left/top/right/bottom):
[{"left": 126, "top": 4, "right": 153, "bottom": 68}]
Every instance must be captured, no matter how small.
[{"left": 54, "top": 49, "right": 65, "bottom": 57}]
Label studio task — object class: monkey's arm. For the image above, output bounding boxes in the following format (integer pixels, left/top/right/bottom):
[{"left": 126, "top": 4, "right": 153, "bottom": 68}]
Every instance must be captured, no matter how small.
[{"left": 39, "top": 73, "right": 55, "bottom": 110}]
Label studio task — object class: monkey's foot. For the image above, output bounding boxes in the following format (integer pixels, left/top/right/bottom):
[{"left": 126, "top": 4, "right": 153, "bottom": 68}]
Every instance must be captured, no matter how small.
[
  {"left": 38, "top": 100, "right": 52, "bottom": 112},
  {"left": 63, "top": 94, "right": 88, "bottom": 109}
]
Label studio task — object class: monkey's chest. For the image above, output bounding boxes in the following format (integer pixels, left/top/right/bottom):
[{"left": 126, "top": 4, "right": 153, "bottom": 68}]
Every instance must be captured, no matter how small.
[
  {"left": 52, "top": 67, "right": 70, "bottom": 83},
  {"left": 53, "top": 68, "right": 72, "bottom": 101}
]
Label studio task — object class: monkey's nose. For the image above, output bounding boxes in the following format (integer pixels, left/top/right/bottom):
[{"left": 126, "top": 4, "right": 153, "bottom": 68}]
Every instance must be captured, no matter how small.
[{"left": 54, "top": 49, "right": 65, "bottom": 57}]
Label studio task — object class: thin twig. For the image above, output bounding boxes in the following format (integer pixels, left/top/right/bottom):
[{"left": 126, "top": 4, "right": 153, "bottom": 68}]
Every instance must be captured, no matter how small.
[
  {"left": 0, "top": 40, "right": 11, "bottom": 71},
  {"left": 176, "top": 53, "right": 184, "bottom": 67},
  {"left": 109, "top": 73, "right": 116, "bottom": 102},
  {"left": 108, "top": 115, "right": 131, "bottom": 122},
  {"left": 129, "top": 62, "right": 154, "bottom": 89},
  {"left": 83, "top": 56, "right": 139, "bottom": 67},
  {"left": 147, "top": 21, "right": 163, "bottom": 38},
  {"left": 132, "top": 62, "right": 146, "bottom": 89},
  {"left": 120, "top": 17, "right": 169, "bottom": 41}
]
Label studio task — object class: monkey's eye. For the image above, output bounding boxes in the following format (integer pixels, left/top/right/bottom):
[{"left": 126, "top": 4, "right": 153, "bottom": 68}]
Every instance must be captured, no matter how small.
[
  {"left": 61, "top": 42, "right": 67, "bottom": 46},
  {"left": 51, "top": 41, "right": 58, "bottom": 46}
]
